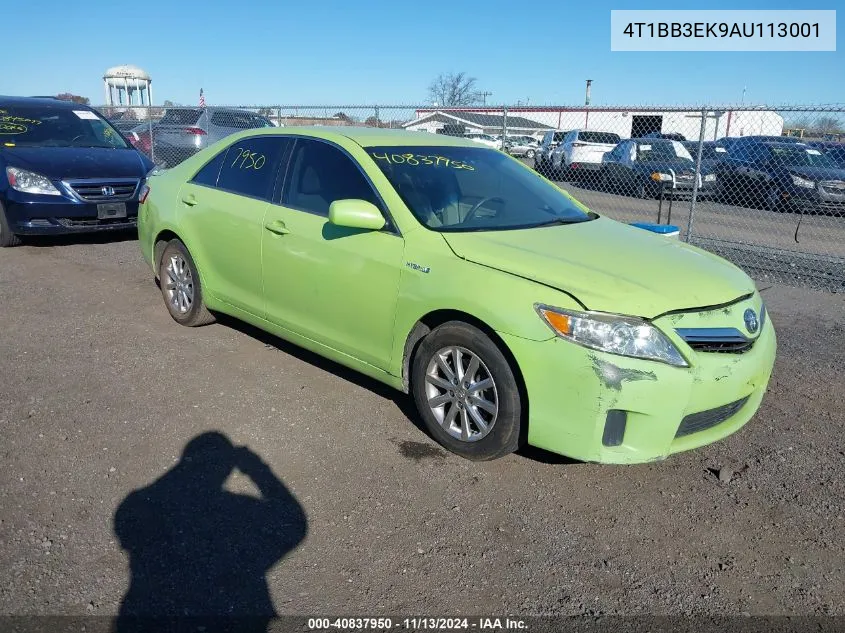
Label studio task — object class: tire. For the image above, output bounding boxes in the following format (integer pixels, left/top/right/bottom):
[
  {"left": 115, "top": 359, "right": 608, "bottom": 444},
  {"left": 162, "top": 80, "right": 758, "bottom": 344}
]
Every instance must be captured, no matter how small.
[
  {"left": 411, "top": 321, "right": 523, "bottom": 461},
  {"left": 158, "top": 240, "right": 216, "bottom": 327},
  {"left": 525, "top": 149, "right": 535, "bottom": 159},
  {"left": 0, "top": 202, "right": 22, "bottom": 247},
  {"left": 764, "top": 185, "right": 782, "bottom": 212},
  {"left": 600, "top": 169, "right": 612, "bottom": 193}
]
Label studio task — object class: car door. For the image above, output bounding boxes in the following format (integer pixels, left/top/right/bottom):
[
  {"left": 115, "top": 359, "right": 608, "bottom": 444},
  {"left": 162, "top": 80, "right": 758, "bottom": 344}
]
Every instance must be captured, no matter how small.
[
  {"left": 604, "top": 141, "right": 626, "bottom": 186},
  {"left": 261, "top": 137, "right": 404, "bottom": 370},
  {"left": 177, "top": 135, "right": 291, "bottom": 316}
]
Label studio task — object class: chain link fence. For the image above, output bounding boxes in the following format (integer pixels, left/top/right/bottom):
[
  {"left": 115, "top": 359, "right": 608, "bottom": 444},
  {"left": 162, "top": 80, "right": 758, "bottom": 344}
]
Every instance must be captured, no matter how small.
[{"left": 100, "top": 103, "right": 845, "bottom": 292}]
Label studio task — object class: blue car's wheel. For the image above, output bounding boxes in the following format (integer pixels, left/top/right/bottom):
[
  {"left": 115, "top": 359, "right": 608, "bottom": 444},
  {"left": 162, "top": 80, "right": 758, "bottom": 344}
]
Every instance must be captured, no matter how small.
[{"left": 0, "top": 202, "right": 22, "bottom": 247}]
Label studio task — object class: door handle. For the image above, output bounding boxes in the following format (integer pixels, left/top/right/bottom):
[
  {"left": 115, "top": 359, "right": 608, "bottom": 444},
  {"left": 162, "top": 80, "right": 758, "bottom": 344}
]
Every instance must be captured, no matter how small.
[
  {"left": 264, "top": 219, "right": 290, "bottom": 235},
  {"left": 181, "top": 194, "right": 197, "bottom": 206}
]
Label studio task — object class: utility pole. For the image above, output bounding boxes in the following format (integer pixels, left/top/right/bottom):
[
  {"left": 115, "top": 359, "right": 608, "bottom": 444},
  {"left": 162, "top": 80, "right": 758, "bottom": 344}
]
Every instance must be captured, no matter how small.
[
  {"left": 479, "top": 91, "right": 492, "bottom": 106},
  {"left": 585, "top": 79, "right": 593, "bottom": 106}
]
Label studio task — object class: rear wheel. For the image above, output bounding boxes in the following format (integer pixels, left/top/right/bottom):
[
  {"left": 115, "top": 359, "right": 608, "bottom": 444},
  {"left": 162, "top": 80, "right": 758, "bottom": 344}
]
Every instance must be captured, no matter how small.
[
  {"left": 158, "top": 240, "right": 216, "bottom": 327},
  {"left": 411, "top": 322, "right": 523, "bottom": 461},
  {"left": 525, "top": 149, "right": 535, "bottom": 159},
  {"left": 0, "top": 202, "right": 22, "bottom": 247}
]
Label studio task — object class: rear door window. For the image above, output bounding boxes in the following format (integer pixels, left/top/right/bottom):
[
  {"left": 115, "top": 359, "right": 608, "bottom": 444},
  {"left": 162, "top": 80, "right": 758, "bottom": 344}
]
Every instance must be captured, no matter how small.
[
  {"left": 159, "top": 109, "right": 202, "bottom": 125},
  {"left": 215, "top": 136, "right": 292, "bottom": 200},
  {"left": 190, "top": 151, "right": 227, "bottom": 188},
  {"left": 210, "top": 111, "right": 272, "bottom": 129}
]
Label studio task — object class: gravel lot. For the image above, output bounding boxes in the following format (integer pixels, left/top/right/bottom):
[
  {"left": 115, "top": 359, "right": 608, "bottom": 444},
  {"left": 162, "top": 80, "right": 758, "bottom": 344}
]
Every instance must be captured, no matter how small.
[{"left": 1, "top": 233, "right": 844, "bottom": 619}]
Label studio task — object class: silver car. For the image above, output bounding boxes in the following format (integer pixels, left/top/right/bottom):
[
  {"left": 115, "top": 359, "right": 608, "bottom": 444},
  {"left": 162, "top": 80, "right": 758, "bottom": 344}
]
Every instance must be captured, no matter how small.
[
  {"left": 152, "top": 107, "right": 275, "bottom": 167},
  {"left": 504, "top": 136, "right": 540, "bottom": 158}
]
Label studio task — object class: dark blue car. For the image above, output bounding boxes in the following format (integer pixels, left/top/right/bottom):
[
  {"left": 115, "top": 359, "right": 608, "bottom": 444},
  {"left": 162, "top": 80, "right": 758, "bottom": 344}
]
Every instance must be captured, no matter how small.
[
  {"left": 0, "top": 96, "right": 154, "bottom": 246},
  {"left": 716, "top": 140, "right": 845, "bottom": 213}
]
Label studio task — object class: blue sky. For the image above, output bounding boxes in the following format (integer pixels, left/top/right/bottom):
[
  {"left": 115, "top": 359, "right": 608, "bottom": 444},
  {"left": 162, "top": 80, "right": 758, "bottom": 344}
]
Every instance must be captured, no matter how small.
[{"left": 2, "top": 0, "right": 842, "bottom": 107}]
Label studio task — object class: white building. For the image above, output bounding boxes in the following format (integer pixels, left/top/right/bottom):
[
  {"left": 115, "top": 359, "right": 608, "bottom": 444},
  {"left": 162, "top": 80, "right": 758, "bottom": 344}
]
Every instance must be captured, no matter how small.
[
  {"left": 403, "top": 110, "right": 553, "bottom": 136},
  {"left": 406, "top": 108, "right": 784, "bottom": 141}
]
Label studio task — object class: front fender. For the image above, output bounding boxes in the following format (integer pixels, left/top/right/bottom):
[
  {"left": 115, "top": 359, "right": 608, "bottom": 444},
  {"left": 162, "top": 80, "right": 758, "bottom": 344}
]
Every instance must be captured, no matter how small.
[{"left": 389, "top": 231, "right": 582, "bottom": 378}]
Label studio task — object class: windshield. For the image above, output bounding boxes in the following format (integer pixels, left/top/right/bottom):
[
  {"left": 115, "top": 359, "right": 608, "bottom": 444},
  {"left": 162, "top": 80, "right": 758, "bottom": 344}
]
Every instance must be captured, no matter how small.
[
  {"left": 367, "top": 146, "right": 593, "bottom": 232},
  {"left": 579, "top": 131, "right": 621, "bottom": 144},
  {"left": 0, "top": 106, "right": 130, "bottom": 148},
  {"left": 768, "top": 146, "right": 838, "bottom": 168},
  {"left": 637, "top": 141, "right": 693, "bottom": 162}
]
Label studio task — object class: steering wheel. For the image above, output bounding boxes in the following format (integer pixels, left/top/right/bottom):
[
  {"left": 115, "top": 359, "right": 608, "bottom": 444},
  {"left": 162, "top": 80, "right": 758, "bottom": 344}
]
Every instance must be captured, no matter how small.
[{"left": 463, "top": 196, "right": 504, "bottom": 225}]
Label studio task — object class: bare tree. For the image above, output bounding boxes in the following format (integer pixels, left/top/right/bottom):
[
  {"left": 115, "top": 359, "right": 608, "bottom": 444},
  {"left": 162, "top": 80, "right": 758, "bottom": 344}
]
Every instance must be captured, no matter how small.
[
  {"left": 813, "top": 115, "right": 843, "bottom": 134},
  {"left": 55, "top": 93, "right": 90, "bottom": 105},
  {"left": 428, "top": 73, "right": 483, "bottom": 107}
]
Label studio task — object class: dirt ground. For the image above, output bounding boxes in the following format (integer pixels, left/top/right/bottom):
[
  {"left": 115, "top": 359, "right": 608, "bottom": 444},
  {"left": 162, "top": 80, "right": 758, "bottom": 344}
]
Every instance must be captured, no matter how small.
[{"left": 1, "top": 233, "right": 843, "bottom": 618}]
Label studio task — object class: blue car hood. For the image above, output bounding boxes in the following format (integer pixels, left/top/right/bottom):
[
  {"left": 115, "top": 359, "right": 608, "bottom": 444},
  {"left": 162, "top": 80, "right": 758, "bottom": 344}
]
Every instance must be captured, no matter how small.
[{"left": 1, "top": 147, "right": 152, "bottom": 180}]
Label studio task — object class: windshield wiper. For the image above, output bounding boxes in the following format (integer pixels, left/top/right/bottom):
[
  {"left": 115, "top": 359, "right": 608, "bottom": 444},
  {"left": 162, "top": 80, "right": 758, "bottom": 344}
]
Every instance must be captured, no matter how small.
[{"left": 530, "top": 217, "right": 588, "bottom": 228}]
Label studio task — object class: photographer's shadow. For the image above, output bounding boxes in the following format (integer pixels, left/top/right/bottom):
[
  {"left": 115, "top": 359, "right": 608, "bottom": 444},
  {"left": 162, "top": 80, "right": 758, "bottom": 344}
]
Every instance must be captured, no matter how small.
[{"left": 113, "top": 432, "right": 307, "bottom": 632}]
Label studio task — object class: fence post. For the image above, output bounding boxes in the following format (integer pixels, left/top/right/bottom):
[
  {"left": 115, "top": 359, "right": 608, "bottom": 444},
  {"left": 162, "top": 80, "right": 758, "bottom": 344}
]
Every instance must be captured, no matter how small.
[
  {"left": 374, "top": 105, "right": 380, "bottom": 128},
  {"left": 685, "top": 108, "right": 708, "bottom": 242},
  {"left": 148, "top": 105, "right": 155, "bottom": 165},
  {"left": 501, "top": 106, "right": 508, "bottom": 148},
  {"left": 277, "top": 106, "right": 282, "bottom": 128}
]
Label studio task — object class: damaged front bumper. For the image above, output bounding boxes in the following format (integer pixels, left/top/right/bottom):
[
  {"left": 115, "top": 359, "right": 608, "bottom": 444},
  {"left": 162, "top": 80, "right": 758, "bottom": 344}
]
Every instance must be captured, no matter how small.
[{"left": 501, "top": 294, "right": 777, "bottom": 464}]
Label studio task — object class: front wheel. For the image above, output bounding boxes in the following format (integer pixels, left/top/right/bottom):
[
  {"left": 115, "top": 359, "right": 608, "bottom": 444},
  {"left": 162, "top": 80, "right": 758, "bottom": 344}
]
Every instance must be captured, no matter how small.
[
  {"left": 158, "top": 240, "right": 216, "bottom": 327},
  {"left": 0, "top": 202, "right": 22, "bottom": 247},
  {"left": 525, "top": 149, "right": 535, "bottom": 159},
  {"left": 411, "top": 322, "right": 523, "bottom": 461}
]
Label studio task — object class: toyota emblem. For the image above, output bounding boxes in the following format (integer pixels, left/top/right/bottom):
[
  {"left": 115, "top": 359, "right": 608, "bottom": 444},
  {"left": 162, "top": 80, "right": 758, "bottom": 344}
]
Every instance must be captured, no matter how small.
[
  {"left": 101, "top": 185, "right": 115, "bottom": 197},
  {"left": 743, "top": 308, "right": 759, "bottom": 334}
]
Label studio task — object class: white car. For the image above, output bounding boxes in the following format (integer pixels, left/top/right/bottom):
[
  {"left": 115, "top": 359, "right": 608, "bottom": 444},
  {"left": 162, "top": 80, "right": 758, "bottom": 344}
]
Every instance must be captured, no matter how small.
[
  {"left": 551, "top": 130, "right": 621, "bottom": 177},
  {"left": 464, "top": 133, "right": 501, "bottom": 149}
]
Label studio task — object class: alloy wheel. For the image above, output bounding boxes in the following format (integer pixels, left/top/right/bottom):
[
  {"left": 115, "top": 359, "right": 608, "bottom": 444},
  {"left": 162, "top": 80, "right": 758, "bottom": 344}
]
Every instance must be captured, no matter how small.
[
  {"left": 424, "top": 346, "right": 499, "bottom": 442},
  {"left": 163, "top": 254, "right": 194, "bottom": 314}
]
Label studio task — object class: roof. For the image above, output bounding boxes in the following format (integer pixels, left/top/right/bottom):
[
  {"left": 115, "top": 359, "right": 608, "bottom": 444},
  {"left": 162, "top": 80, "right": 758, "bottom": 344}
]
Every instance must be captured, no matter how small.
[
  {"left": 222, "top": 126, "right": 484, "bottom": 148},
  {"left": 0, "top": 95, "right": 91, "bottom": 109},
  {"left": 404, "top": 110, "right": 553, "bottom": 131}
]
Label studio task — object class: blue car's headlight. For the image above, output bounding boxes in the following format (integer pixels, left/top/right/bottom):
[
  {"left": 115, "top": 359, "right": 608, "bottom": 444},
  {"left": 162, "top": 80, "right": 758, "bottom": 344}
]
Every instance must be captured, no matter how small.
[
  {"left": 536, "top": 304, "right": 689, "bottom": 367},
  {"left": 6, "top": 166, "right": 62, "bottom": 196}
]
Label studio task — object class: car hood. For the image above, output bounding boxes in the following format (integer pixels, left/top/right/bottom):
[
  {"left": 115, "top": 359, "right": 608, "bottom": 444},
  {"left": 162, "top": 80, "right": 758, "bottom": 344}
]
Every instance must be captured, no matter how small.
[
  {"left": 441, "top": 217, "right": 755, "bottom": 318},
  {"left": 779, "top": 165, "right": 845, "bottom": 181},
  {"left": 1, "top": 147, "right": 152, "bottom": 180}
]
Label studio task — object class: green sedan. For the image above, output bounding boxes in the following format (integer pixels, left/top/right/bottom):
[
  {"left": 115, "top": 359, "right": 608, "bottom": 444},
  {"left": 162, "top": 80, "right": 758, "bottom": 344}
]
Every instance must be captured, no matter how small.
[{"left": 138, "top": 127, "right": 776, "bottom": 463}]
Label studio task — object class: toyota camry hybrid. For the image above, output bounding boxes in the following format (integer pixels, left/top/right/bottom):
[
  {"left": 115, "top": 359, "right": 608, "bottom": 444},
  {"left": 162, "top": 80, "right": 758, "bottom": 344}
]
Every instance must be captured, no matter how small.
[{"left": 138, "top": 127, "right": 776, "bottom": 463}]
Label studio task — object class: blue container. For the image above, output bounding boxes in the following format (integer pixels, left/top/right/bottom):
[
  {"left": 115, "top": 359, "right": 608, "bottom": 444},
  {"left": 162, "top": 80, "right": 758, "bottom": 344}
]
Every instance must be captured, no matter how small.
[{"left": 630, "top": 222, "right": 680, "bottom": 238}]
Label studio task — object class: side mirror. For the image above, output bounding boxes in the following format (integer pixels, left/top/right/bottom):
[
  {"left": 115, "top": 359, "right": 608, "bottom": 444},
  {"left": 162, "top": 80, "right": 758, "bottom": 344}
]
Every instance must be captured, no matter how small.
[{"left": 328, "top": 199, "right": 385, "bottom": 231}]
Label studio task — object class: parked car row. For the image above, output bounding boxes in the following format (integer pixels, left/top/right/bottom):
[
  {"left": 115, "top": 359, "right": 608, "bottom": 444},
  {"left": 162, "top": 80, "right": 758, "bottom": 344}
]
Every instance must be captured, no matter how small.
[
  {"left": 0, "top": 95, "right": 778, "bottom": 465},
  {"left": 530, "top": 129, "right": 845, "bottom": 214}
]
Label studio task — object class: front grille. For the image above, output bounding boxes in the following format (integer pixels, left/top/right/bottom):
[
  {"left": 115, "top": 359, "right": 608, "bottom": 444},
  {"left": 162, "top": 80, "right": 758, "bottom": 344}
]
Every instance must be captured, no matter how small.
[
  {"left": 675, "top": 327, "right": 755, "bottom": 354},
  {"left": 686, "top": 340, "right": 753, "bottom": 354},
  {"left": 676, "top": 396, "right": 749, "bottom": 438},
  {"left": 68, "top": 179, "right": 139, "bottom": 202},
  {"left": 820, "top": 180, "right": 845, "bottom": 195},
  {"left": 56, "top": 217, "right": 137, "bottom": 227}
]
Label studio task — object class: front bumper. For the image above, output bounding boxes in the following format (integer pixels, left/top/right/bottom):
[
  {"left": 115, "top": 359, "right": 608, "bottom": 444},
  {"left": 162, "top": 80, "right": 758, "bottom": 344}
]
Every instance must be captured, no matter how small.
[
  {"left": 780, "top": 182, "right": 845, "bottom": 213},
  {"left": 501, "top": 295, "right": 777, "bottom": 464},
  {"left": 2, "top": 191, "right": 139, "bottom": 235}
]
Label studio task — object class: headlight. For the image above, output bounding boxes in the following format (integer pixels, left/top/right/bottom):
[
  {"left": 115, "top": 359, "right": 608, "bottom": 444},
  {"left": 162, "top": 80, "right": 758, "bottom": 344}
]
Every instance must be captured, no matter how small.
[
  {"left": 6, "top": 167, "right": 61, "bottom": 196},
  {"left": 791, "top": 175, "right": 815, "bottom": 189},
  {"left": 650, "top": 172, "right": 672, "bottom": 182},
  {"left": 536, "top": 305, "right": 689, "bottom": 367},
  {"left": 704, "top": 173, "right": 716, "bottom": 182}
]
